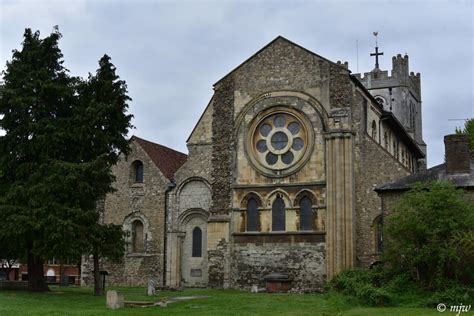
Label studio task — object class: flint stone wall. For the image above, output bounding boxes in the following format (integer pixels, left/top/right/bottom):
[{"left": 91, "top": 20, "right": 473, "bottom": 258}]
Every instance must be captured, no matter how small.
[{"left": 231, "top": 242, "right": 326, "bottom": 292}]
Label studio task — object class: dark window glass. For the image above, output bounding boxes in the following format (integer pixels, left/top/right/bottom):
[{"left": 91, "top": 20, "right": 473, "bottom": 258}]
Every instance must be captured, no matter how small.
[
  {"left": 274, "top": 115, "right": 286, "bottom": 127},
  {"left": 265, "top": 152, "right": 278, "bottom": 165},
  {"left": 271, "top": 132, "right": 288, "bottom": 150},
  {"left": 292, "top": 137, "right": 304, "bottom": 151},
  {"left": 256, "top": 140, "right": 267, "bottom": 153},
  {"left": 281, "top": 151, "right": 294, "bottom": 164},
  {"left": 260, "top": 123, "right": 272, "bottom": 136},
  {"left": 132, "top": 220, "right": 144, "bottom": 252},
  {"left": 247, "top": 198, "right": 258, "bottom": 231},
  {"left": 272, "top": 197, "right": 285, "bottom": 231},
  {"left": 288, "top": 122, "right": 300, "bottom": 135},
  {"left": 192, "top": 227, "right": 202, "bottom": 257},
  {"left": 134, "top": 161, "right": 144, "bottom": 183},
  {"left": 374, "top": 217, "right": 383, "bottom": 252},
  {"left": 300, "top": 197, "right": 313, "bottom": 231}
]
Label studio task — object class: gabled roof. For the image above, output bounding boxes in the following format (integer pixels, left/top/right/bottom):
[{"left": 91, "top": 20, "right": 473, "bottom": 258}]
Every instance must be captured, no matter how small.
[
  {"left": 375, "top": 161, "right": 474, "bottom": 192},
  {"left": 132, "top": 135, "right": 187, "bottom": 181},
  {"left": 214, "top": 35, "right": 345, "bottom": 86}
]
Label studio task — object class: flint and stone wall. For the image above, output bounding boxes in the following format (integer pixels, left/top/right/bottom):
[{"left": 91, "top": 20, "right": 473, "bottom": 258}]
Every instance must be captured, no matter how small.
[
  {"left": 231, "top": 241, "right": 326, "bottom": 292},
  {"left": 81, "top": 140, "right": 168, "bottom": 287}
]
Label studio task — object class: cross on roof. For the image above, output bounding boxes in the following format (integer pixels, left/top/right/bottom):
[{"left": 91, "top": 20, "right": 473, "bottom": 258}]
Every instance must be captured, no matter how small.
[{"left": 370, "top": 32, "right": 384, "bottom": 69}]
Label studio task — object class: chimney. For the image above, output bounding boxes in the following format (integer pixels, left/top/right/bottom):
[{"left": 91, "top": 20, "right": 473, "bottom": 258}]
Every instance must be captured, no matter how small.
[{"left": 444, "top": 134, "right": 471, "bottom": 174}]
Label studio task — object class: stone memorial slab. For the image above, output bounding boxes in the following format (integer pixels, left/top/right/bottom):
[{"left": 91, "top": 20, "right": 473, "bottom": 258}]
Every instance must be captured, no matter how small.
[{"left": 106, "top": 290, "right": 124, "bottom": 309}]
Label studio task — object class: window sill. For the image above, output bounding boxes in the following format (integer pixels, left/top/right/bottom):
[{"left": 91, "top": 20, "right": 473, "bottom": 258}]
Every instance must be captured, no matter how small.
[
  {"left": 126, "top": 253, "right": 154, "bottom": 258},
  {"left": 233, "top": 231, "right": 325, "bottom": 243},
  {"left": 233, "top": 231, "right": 325, "bottom": 235}
]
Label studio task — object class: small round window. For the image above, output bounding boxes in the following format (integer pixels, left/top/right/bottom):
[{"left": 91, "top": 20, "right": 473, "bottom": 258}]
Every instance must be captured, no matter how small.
[{"left": 249, "top": 109, "right": 312, "bottom": 175}]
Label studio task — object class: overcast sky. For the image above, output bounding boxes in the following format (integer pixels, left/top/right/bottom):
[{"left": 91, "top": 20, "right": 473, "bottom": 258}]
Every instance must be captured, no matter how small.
[{"left": 1, "top": 0, "right": 473, "bottom": 167}]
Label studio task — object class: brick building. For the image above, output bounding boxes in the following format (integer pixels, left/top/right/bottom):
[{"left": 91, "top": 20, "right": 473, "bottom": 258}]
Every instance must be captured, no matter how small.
[
  {"left": 82, "top": 36, "right": 426, "bottom": 291},
  {"left": 376, "top": 134, "right": 474, "bottom": 217}
]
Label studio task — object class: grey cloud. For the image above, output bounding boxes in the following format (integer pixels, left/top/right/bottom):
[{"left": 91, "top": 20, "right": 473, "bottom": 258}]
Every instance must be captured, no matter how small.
[{"left": 1, "top": 0, "right": 472, "bottom": 166}]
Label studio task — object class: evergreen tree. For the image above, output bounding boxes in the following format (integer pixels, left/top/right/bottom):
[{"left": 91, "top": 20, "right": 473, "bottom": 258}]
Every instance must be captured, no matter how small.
[
  {"left": 0, "top": 29, "right": 132, "bottom": 292},
  {"left": 77, "top": 55, "right": 132, "bottom": 295}
]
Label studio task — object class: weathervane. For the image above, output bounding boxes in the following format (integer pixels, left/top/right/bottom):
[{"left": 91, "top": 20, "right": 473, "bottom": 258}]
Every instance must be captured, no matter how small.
[{"left": 370, "top": 31, "right": 384, "bottom": 69}]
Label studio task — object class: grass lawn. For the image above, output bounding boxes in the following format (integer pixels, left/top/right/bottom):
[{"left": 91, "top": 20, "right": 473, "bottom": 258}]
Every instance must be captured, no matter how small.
[{"left": 0, "top": 286, "right": 442, "bottom": 315}]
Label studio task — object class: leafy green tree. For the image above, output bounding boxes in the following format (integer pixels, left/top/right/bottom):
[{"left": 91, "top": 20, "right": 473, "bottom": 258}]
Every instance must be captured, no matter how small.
[
  {"left": 383, "top": 181, "right": 474, "bottom": 289},
  {"left": 455, "top": 118, "right": 474, "bottom": 150},
  {"left": 0, "top": 29, "right": 132, "bottom": 292}
]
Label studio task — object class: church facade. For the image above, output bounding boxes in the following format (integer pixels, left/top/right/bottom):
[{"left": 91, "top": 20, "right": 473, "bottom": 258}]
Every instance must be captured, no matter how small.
[{"left": 81, "top": 37, "right": 426, "bottom": 292}]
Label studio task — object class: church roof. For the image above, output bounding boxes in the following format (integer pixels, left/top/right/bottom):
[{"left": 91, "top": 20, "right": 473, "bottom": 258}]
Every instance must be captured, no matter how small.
[
  {"left": 375, "top": 160, "right": 474, "bottom": 192},
  {"left": 132, "top": 136, "right": 187, "bottom": 181}
]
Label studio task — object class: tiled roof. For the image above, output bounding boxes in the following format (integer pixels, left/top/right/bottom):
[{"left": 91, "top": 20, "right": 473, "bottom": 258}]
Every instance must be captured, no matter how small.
[
  {"left": 375, "top": 161, "right": 474, "bottom": 192},
  {"left": 132, "top": 135, "right": 187, "bottom": 181}
]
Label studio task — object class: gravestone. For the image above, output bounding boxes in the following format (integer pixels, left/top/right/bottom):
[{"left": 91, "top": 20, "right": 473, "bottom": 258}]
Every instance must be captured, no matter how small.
[
  {"left": 106, "top": 290, "right": 124, "bottom": 309},
  {"left": 147, "top": 279, "right": 156, "bottom": 296}
]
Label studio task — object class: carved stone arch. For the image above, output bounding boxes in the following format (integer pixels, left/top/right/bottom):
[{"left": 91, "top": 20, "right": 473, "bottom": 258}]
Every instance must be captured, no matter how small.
[
  {"left": 176, "top": 176, "right": 211, "bottom": 197},
  {"left": 234, "top": 90, "right": 330, "bottom": 134},
  {"left": 178, "top": 208, "right": 210, "bottom": 229},
  {"left": 294, "top": 189, "right": 317, "bottom": 206},
  {"left": 123, "top": 212, "right": 150, "bottom": 253},
  {"left": 177, "top": 177, "right": 212, "bottom": 216},
  {"left": 266, "top": 189, "right": 292, "bottom": 208},
  {"left": 240, "top": 191, "right": 264, "bottom": 208}
]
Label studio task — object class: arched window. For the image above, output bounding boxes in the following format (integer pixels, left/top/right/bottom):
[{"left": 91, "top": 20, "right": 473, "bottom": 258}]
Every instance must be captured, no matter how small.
[
  {"left": 300, "top": 196, "right": 313, "bottom": 231},
  {"left": 375, "top": 97, "right": 384, "bottom": 106},
  {"left": 46, "top": 269, "right": 56, "bottom": 283},
  {"left": 192, "top": 227, "right": 202, "bottom": 257},
  {"left": 272, "top": 196, "right": 285, "bottom": 231},
  {"left": 246, "top": 198, "right": 258, "bottom": 232},
  {"left": 384, "top": 131, "right": 389, "bottom": 149},
  {"left": 373, "top": 216, "right": 383, "bottom": 253},
  {"left": 132, "top": 160, "right": 144, "bottom": 183},
  {"left": 371, "top": 120, "right": 377, "bottom": 139},
  {"left": 132, "top": 220, "right": 144, "bottom": 252}
]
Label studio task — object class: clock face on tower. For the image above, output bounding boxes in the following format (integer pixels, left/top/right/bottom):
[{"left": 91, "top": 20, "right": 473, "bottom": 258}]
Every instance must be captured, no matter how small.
[{"left": 247, "top": 107, "right": 314, "bottom": 178}]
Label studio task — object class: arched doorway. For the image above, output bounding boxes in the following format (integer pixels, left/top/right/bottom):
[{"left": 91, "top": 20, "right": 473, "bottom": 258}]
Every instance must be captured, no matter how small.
[{"left": 179, "top": 210, "right": 208, "bottom": 287}]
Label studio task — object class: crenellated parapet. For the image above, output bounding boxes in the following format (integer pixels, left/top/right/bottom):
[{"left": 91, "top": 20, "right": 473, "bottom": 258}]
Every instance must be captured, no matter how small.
[{"left": 353, "top": 54, "right": 421, "bottom": 101}]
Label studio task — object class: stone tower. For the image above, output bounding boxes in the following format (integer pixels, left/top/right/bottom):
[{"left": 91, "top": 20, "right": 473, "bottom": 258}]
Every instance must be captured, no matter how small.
[{"left": 354, "top": 52, "right": 426, "bottom": 169}]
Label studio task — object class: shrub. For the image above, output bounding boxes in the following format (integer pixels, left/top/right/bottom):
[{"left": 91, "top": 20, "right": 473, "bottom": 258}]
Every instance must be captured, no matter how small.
[
  {"left": 427, "top": 285, "right": 473, "bottom": 307},
  {"left": 383, "top": 181, "right": 474, "bottom": 290}
]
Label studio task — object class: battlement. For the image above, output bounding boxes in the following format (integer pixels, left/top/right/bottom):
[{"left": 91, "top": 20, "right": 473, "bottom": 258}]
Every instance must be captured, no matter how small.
[
  {"left": 353, "top": 54, "right": 420, "bottom": 99},
  {"left": 336, "top": 60, "right": 349, "bottom": 69}
]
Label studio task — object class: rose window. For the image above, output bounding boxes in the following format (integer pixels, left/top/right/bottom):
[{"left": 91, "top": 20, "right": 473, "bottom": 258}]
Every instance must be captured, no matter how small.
[{"left": 250, "top": 112, "right": 309, "bottom": 172}]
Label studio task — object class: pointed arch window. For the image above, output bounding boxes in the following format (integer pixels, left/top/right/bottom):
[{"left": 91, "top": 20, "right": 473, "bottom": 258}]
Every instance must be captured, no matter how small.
[
  {"left": 132, "top": 220, "right": 144, "bottom": 252},
  {"left": 272, "top": 196, "right": 285, "bottom": 231},
  {"left": 300, "top": 196, "right": 313, "bottom": 231},
  {"left": 192, "top": 227, "right": 202, "bottom": 257},
  {"left": 132, "top": 160, "right": 144, "bottom": 183},
  {"left": 246, "top": 198, "right": 258, "bottom": 232}
]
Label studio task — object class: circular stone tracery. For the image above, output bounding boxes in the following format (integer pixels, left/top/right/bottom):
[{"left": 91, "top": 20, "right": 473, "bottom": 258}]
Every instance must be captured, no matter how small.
[{"left": 249, "top": 109, "right": 312, "bottom": 175}]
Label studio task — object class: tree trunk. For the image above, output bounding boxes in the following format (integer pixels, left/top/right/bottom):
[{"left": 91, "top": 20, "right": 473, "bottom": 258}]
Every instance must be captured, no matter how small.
[
  {"left": 27, "top": 245, "right": 48, "bottom": 292},
  {"left": 93, "top": 248, "right": 103, "bottom": 296}
]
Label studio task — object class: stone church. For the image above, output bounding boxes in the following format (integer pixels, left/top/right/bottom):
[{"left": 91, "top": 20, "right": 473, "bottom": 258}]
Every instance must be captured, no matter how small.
[{"left": 81, "top": 36, "right": 426, "bottom": 292}]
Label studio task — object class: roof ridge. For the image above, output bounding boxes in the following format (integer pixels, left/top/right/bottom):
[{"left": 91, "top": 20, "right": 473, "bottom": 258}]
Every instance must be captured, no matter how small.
[
  {"left": 132, "top": 135, "right": 187, "bottom": 157},
  {"left": 132, "top": 135, "right": 187, "bottom": 181},
  {"left": 214, "top": 36, "right": 345, "bottom": 86}
]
